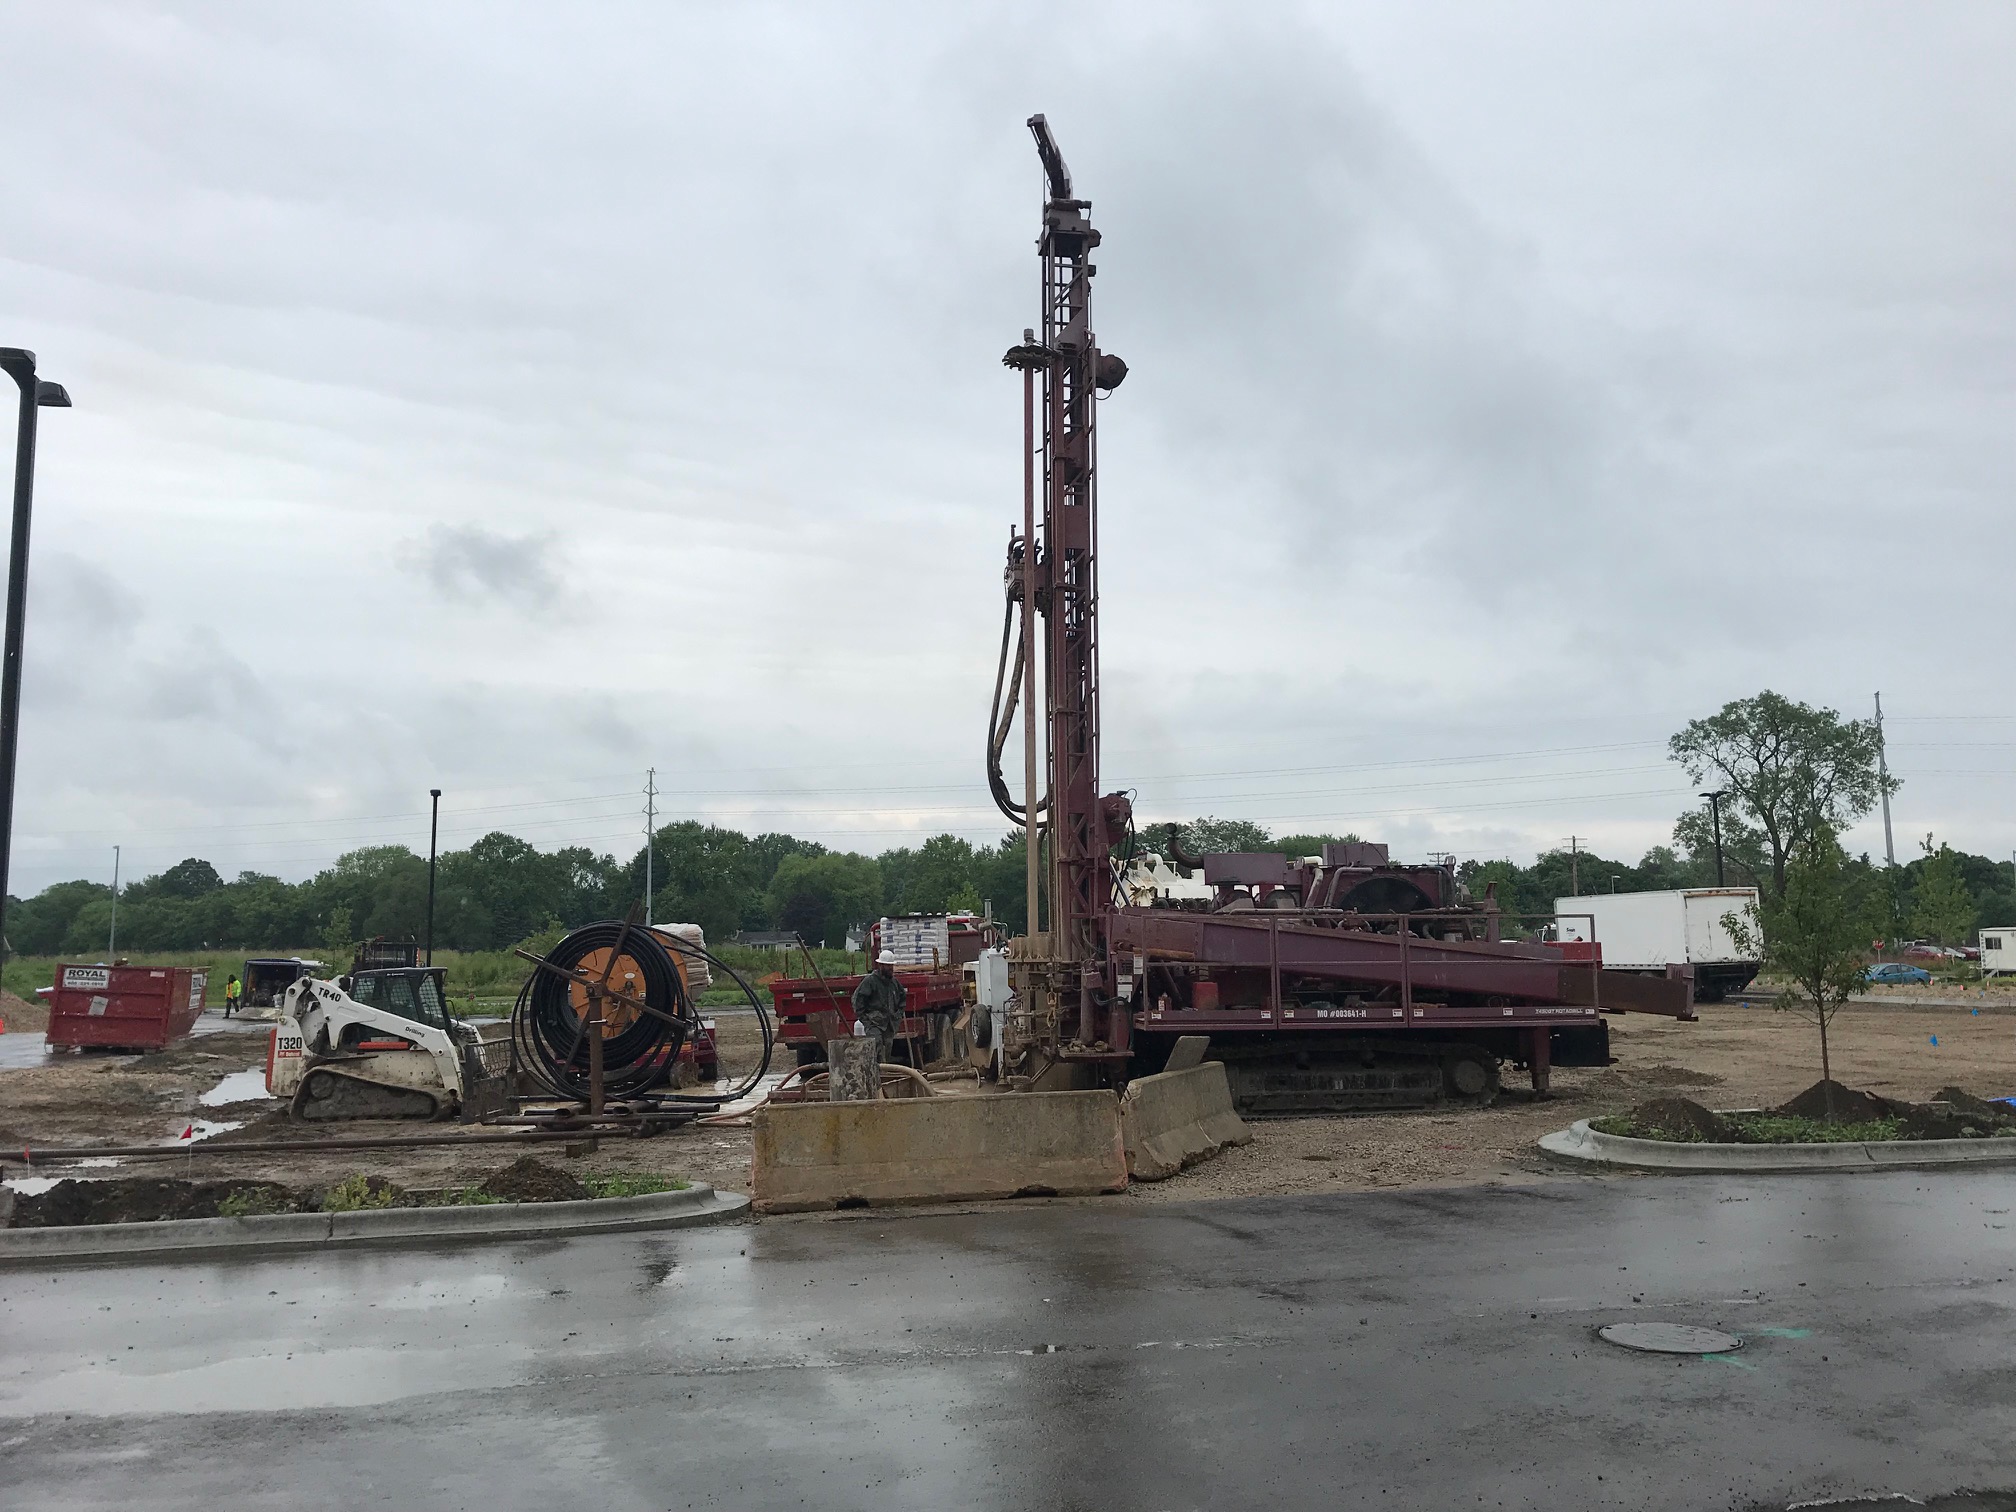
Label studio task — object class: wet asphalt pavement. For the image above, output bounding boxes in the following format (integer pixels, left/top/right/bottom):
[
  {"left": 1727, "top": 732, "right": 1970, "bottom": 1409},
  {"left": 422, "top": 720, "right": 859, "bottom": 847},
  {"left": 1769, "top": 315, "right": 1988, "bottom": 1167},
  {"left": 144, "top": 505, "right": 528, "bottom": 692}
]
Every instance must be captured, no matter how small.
[{"left": 2, "top": 1170, "right": 2014, "bottom": 1511}]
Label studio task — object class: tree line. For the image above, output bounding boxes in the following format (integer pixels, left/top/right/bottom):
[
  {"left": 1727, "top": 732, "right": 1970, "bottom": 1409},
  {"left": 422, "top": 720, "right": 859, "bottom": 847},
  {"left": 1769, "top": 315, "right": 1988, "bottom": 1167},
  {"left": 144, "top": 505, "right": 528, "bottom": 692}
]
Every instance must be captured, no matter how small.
[
  {"left": 2, "top": 826, "right": 1042, "bottom": 958},
  {"left": 10, "top": 691, "right": 2007, "bottom": 961}
]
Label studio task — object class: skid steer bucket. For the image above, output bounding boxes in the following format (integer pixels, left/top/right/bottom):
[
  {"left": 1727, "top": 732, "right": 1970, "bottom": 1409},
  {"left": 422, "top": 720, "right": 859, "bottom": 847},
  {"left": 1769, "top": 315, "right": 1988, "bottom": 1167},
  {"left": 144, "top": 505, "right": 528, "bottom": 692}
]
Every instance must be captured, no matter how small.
[
  {"left": 459, "top": 1038, "right": 516, "bottom": 1123},
  {"left": 752, "top": 1089, "right": 1128, "bottom": 1214}
]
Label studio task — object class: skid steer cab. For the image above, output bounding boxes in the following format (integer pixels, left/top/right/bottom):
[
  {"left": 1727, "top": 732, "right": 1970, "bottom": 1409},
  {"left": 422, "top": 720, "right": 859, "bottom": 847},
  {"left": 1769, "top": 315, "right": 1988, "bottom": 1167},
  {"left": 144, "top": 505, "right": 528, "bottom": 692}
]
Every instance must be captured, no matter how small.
[{"left": 266, "top": 968, "right": 508, "bottom": 1122}]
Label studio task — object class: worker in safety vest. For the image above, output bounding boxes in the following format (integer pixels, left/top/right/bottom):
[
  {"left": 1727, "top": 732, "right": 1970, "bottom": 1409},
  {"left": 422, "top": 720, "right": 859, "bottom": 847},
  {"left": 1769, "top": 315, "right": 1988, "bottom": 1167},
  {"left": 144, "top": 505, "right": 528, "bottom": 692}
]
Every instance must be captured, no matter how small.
[
  {"left": 223, "top": 974, "right": 242, "bottom": 1018},
  {"left": 851, "top": 951, "right": 906, "bottom": 1067}
]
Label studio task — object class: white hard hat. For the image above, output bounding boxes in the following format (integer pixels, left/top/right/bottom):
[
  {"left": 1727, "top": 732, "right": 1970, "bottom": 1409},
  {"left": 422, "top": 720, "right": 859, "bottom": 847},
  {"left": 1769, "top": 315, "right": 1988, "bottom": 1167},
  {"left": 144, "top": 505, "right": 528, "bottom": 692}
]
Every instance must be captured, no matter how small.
[{"left": 876, "top": 951, "right": 897, "bottom": 965}]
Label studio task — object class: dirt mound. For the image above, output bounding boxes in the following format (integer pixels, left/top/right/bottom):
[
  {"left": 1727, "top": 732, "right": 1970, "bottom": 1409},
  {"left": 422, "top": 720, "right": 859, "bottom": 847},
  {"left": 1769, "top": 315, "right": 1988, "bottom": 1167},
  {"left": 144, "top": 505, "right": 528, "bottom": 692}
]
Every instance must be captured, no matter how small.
[
  {"left": 1634, "top": 1064, "right": 1725, "bottom": 1088},
  {"left": 0, "top": 990, "right": 48, "bottom": 1034},
  {"left": 1624, "top": 1097, "right": 1731, "bottom": 1142},
  {"left": 11, "top": 1178, "right": 304, "bottom": 1228},
  {"left": 479, "top": 1156, "right": 588, "bottom": 1204},
  {"left": 1932, "top": 1087, "right": 2016, "bottom": 1123},
  {"left": 1777, "top": 1080, "right": 1890, "bottom": 1124}
]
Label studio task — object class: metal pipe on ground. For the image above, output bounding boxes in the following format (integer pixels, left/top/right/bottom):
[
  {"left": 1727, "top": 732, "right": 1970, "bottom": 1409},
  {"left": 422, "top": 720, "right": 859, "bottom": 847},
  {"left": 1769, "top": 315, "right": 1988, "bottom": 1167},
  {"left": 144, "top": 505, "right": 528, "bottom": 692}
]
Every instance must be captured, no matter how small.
[{"left": 3, "top": 1129, "right": 668, "bottom": 1165}]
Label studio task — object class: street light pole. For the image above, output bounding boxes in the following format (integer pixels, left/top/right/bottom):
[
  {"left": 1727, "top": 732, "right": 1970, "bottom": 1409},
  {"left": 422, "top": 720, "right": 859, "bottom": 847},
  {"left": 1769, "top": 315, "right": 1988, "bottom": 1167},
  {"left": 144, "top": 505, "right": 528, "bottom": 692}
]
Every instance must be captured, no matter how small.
[
  {"left": 0, "top": 349, "right": 70, "bottom": 967},
  {"left": 426, "top": 789, "right": 441, "bottom": 965},
  {"left": 1699, "top": 790, "right": 1728, "bottom": 886}
]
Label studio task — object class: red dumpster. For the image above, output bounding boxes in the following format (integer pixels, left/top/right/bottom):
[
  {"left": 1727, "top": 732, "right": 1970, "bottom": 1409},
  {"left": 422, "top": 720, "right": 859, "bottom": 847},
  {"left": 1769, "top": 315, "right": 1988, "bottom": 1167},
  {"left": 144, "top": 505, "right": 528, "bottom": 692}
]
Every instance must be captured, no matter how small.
[{"left": 44, "top": 964, "right": 208, "bottom": 1052}]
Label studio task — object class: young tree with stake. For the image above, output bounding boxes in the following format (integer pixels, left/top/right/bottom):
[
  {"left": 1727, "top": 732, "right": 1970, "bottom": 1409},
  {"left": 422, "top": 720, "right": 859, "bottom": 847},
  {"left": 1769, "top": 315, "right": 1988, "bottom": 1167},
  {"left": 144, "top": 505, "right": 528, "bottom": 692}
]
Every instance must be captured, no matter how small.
[{"left": 1724, "top": 829, "right": 1873, "bottom": 1123}]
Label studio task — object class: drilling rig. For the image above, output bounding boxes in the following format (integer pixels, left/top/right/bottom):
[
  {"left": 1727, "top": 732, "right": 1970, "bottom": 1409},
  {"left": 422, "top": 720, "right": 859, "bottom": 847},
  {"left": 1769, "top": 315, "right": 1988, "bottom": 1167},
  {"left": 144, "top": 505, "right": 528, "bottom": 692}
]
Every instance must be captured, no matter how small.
[{"left": 988, "top": 116, "right": 1693, "bottom": 1114}]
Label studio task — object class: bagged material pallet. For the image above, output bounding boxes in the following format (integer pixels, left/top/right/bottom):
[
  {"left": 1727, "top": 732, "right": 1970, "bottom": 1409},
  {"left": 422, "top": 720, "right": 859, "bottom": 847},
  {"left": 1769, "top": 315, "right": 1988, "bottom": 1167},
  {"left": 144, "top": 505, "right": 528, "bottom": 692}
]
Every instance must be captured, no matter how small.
[
  {"left": 877, "top": 916, "right": 950, "bottom": 969},
  {"left": 651, "top": 923, "right": 712, "bottom": 991}
]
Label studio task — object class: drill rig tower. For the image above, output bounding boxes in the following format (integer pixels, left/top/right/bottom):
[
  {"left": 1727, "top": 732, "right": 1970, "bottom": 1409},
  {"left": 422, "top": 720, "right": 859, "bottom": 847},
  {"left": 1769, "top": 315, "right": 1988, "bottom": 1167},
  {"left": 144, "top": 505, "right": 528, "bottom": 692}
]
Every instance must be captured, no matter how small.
[
  {"left": 996, "top": 115, "right": 1132, "bottom": 1074},
  {"left": 989, "top": 116, "right": 1689, "bottom": 1109}
]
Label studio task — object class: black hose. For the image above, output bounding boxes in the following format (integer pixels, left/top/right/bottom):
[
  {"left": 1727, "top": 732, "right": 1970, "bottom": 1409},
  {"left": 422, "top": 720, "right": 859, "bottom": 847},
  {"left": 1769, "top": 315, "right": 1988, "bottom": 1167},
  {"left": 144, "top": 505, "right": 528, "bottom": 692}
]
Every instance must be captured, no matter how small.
[
  {"left": 987, "top": 564, "right": 1051, "bottom": 827},
  {"left": 510, "top": 922, "right": 774, "bottom": 1105}
]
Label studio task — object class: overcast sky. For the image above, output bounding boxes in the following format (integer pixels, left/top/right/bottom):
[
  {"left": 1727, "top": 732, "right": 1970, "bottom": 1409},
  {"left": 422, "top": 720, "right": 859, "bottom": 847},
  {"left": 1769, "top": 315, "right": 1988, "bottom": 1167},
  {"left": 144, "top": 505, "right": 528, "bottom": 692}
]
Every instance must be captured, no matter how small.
[{"left": 1, "top": 1, "right": 2011, "bottom": 895}]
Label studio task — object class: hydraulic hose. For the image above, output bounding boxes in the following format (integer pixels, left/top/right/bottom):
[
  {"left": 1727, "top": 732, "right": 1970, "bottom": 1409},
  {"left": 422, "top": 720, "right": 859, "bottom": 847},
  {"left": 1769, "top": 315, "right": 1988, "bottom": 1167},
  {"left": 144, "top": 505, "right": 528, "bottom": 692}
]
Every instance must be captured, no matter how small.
[
  {"left": 511, "top": 921, "right": 774, "bottom": 1105},
  {"left": 987, "top": 587, "right": 1051, "bottom": 827}
]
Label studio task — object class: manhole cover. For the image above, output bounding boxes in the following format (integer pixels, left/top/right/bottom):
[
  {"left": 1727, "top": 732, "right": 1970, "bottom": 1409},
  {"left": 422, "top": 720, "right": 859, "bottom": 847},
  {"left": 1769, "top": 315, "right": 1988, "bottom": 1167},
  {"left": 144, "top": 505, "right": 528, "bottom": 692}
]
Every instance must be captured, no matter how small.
[{"left": 1598, "top": 1322, "right": 1742, "bottom": 1355}]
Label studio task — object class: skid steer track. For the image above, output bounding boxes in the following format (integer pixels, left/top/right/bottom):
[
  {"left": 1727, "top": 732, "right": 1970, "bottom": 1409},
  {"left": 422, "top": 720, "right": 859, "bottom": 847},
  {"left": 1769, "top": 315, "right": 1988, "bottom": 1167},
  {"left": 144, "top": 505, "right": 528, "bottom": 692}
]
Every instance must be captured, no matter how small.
[{"left": 291, "top": 1065, "right": 445, "bottom": 1121}]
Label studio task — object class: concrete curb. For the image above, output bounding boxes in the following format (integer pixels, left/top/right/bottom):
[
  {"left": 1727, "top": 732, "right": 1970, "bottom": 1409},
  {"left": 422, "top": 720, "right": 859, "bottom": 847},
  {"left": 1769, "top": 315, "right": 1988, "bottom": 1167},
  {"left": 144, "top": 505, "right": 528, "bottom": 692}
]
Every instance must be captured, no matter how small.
[
  {"left": 0, "top": 1184, "right": 750, "bottom": 1267},
  {"left": 1539, "top": 1119, "right": 2016, "bottom": 1173}
]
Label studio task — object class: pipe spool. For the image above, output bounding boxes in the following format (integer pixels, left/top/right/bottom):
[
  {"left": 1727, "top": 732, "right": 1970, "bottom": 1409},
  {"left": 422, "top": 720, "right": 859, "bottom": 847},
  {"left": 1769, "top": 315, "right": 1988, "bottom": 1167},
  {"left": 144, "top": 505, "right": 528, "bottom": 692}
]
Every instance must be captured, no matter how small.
[{"left": 511, "top": 920, "right": 776, "bottom": 1106}]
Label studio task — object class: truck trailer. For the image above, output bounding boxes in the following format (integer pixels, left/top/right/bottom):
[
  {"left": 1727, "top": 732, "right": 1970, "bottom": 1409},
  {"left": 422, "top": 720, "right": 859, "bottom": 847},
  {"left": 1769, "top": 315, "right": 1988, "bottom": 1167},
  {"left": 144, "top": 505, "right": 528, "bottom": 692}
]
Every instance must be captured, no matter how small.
[{"left": 1553, "top": 888, "right": 1762, "bottom": 1002}]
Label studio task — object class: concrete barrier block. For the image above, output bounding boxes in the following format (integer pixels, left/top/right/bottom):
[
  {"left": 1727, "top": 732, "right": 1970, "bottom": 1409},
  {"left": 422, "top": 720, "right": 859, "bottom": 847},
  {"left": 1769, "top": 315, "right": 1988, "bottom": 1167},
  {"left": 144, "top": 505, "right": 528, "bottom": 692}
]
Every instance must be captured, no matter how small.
[
  {"left": 1120, "top": 1062, "right": 1251, "bottom": 1181},
  {"left": 752, "top": 1090, "right": 1128, "bottom": 1214}
]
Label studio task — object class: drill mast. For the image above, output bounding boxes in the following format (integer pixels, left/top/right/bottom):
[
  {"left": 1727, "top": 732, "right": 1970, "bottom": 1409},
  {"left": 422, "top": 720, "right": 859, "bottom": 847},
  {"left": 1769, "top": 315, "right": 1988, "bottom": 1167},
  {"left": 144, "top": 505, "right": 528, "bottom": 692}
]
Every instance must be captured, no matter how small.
[{"left": 1000, "top": 115, "right": 1131, "bottom": 1066}]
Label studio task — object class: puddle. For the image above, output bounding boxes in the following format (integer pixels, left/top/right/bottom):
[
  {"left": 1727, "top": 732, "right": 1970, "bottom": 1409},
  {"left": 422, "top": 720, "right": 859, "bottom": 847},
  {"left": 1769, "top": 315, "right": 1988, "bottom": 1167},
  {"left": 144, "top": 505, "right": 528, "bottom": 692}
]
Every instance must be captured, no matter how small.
[
  {"left": 3, "top": 1159, "right": 122, "bottom": 1196},
  {"left": 0, "top": 1036, "right": 52, "bottom": 1071},
  {"left": 198, "top": 1069, "right": 275, "bottom": 1107},
  {"left": 169, "top": 1120, "right": 243, "bottom": 1144},
  {"left": 0, "top": 1343, "right": 533, "bottom": 1417},
  {"left": 713, "top": 1071, "right": 792, "bottom": 1117},
  {"left": 192, "top": 1012, "right": 274, "bottom": 1038},
  {"left": 373, "top": 1274, "right": 513, "bottom": 1311}
]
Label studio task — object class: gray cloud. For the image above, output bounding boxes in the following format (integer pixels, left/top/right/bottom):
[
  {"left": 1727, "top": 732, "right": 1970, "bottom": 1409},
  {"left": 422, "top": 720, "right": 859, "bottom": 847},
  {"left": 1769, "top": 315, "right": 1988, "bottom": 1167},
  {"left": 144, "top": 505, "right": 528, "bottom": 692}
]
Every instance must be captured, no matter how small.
[
  {"left": 0, "top": 2, "right": 2009, "bottom": 892},
  {"left": 404, "top": 524, "right": 566, "bottom": 609}
]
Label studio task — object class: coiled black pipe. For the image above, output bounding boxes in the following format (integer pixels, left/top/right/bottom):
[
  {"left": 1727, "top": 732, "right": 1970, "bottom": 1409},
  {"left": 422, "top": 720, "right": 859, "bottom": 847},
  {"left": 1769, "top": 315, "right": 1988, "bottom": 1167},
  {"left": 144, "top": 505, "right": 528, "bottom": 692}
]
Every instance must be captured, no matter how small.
[{"left": 510, "top": 921, "right": 774, "bottom": 1105}]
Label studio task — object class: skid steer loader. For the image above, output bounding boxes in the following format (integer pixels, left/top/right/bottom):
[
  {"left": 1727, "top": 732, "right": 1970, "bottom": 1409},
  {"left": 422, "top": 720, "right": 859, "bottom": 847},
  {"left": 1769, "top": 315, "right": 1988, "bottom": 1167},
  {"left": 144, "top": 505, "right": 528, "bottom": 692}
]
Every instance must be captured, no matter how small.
[{"left": 265, "top": 967, "right": 509, "bottom": 1121}]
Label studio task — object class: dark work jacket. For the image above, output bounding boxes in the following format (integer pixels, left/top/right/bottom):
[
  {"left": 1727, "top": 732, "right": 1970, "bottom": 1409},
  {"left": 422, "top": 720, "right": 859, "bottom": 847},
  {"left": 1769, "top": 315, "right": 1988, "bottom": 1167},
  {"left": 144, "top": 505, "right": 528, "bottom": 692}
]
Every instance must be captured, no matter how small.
[{"left": 852, "top": 969, "right": 908, "bottom": 1025}]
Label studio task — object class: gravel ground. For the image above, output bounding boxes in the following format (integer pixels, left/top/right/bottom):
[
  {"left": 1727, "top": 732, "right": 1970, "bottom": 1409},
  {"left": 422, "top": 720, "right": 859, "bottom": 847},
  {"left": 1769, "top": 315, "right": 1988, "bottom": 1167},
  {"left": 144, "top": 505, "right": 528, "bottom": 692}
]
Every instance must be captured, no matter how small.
[
  {"left": 1127, "top": 998, "right": 2016, "bottom": 1203},
  {"left": 6, "top": 999, "right": 2013, "bottom": 1208}
]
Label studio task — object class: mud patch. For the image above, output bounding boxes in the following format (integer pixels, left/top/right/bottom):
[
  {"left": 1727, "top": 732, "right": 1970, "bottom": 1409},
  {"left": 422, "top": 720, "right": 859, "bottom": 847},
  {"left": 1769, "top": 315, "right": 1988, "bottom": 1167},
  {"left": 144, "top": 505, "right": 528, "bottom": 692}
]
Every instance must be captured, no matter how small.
[
  {"left": 479, "top": 1156, "right": 589, "bottom": 1204},
  {"left": 1778, "top": 1080, "right": 1891, "bottom": 1124},
  {"left": 1634, "top": 1063, "right": 1724, "bottom": 1088},
  {"left": 1621, "top": 1097, "right": 1731, "bottom": 1142},
  {"left": 10, "top": 1177, "right": 306, "bottom": 1227}
]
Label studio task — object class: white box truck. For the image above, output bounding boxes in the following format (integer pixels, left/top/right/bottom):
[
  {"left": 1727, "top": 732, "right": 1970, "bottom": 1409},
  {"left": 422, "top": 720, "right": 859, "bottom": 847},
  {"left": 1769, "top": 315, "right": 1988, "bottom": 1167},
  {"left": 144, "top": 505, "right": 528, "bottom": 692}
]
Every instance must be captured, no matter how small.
[{"left": 1554, "top": 887, "right": 1763, "bottom": 1002}]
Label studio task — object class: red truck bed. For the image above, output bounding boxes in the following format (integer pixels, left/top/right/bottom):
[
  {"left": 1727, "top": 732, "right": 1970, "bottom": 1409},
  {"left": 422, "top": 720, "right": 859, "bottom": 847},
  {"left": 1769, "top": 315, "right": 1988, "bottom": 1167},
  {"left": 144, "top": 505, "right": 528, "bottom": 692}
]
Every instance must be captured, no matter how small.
[
  {"left": 45, "top": 964, "right": 208, "bottom": 1052},
  {"left": 769, "top": 970, "right": 968, "bottom": 1065}
]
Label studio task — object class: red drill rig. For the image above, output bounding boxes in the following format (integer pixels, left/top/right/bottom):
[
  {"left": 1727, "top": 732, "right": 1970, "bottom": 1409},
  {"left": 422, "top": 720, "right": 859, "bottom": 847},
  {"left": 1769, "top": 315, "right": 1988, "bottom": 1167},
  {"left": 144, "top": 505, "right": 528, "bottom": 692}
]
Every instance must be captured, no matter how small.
[{"left": 988, "top": 116, "right": 1692, "bottom": 1114}]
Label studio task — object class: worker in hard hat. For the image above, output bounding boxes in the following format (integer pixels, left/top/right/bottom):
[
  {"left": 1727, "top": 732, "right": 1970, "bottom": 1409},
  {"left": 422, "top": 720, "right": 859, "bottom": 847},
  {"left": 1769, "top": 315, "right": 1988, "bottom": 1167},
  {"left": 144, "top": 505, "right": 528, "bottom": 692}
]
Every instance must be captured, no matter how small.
[{"left": 851, "top": 951, "right": 907, "bottom": 1068}]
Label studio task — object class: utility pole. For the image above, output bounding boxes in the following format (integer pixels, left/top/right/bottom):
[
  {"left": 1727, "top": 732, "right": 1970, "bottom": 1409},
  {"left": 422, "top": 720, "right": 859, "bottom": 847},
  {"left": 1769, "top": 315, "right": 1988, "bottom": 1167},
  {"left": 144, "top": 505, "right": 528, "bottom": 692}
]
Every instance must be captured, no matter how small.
[
  {"left": 1874, "top": 692, "right": 1896, "bottom": 868},
  {"left": 108, "top": 844, "right": 120, "bottom": 956},
  {"left": 0, "top": 349, "right": 71, "bottom": 969},
  {"left": 1699, "top": 790, "right": 1728, "bottom": 886},
  {"left": 1568, "top": 836, "right": 1581, "bottom": 896},
  {"left": 425, "top": 789, "right": 441, "bottom": 965},
  {"left": 642, "top": 768, "right": 657, "bottom": 927}
]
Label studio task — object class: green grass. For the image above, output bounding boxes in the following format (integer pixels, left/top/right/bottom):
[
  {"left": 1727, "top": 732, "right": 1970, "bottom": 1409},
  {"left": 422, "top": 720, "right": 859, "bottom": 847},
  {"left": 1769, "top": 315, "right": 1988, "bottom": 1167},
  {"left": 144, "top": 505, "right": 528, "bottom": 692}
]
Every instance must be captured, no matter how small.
[
  {"left": 1727, "top": 1114, "right": 1905, "bottom": 1143},
  {"left": 216, "top": 1187, "right": 295, "bottom": 1218},
  {"left": 319, "top": 1174, "right": 400, "bottom": 1211},
  {"left": 1593, "top": 1112, "right": 1905, "bottom": 1143},
  {"left": 3, "top": 940, "right": 869, "bottom": 1015},
  {"left": 582, "top": 1173, "right": 690, "bottom": 1199},
  {"left": 428, "top": 1187, "right": 505, "bottom": 1206}
]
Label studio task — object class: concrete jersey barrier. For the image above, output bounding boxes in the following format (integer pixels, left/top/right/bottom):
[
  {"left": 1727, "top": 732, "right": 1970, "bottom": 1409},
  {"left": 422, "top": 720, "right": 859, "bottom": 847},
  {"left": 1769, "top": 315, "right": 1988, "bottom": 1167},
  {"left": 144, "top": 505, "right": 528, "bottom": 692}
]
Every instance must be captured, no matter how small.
[
  {"left": 1120, "top": 1061, "right": 1252, "bottom": 1180},
  {"left": 752, "top": 1089, "right": 1128, "bottom": 1213}
]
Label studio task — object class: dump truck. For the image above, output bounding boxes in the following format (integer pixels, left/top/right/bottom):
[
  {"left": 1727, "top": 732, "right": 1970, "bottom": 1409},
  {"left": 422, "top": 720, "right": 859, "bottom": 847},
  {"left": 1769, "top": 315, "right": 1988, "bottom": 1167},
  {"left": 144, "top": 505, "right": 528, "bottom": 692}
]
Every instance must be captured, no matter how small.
[{"left": 769, "top": 913, "right": 996, "bottom": 1067}]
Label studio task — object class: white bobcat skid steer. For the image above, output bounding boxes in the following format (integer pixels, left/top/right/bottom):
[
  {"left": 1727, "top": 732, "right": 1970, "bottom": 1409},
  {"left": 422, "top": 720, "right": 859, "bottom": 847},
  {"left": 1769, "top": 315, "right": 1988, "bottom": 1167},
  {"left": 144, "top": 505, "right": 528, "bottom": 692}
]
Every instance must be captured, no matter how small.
[{"left": 267, "top": 973, "right": 477, "bottom": 1121}]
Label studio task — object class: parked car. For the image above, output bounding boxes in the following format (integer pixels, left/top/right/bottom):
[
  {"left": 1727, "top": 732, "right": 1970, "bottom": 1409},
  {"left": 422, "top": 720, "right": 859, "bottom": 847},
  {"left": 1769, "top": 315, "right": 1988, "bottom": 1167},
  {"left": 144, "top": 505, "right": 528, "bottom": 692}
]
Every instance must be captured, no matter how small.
[
  {"left": 1866, "top": 962, "right": 1933, "bottom": 985},
  {"left": 1901, "top": 944, "right": 1949, "bottom": 962}
]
